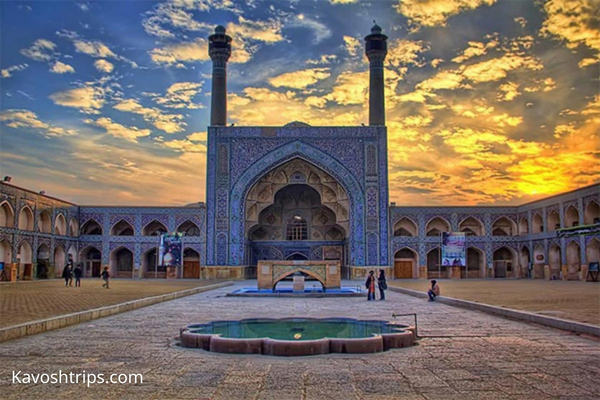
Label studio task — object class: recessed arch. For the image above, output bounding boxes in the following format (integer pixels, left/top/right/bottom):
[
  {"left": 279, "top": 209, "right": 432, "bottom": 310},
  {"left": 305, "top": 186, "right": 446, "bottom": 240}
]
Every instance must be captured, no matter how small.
[
  {"left": 183, "top": 247, "right": 200, "bottom": 279},
  {"left": 426, "top": 217, "right": 450, "bottom": 237},
  {"left": 38, "top": 210, "right": 52, "bottom": 233},
  {"left": 177, "top": 220, "right": 200, "bottom": 236},
  {"left": 426, "top": 247, "right": 443, "bottom": 278},
  {"left": 565, "top": 206, "right": 579, "bottom": 227},
  {"left": 53, "top": 244, "right": 66, "bottom": 278},
  {"left": 393, "top": 217, "right": 417, "bottom": 236},
  {"left": 586, "top": 238, "right": 599, "bottom": 266},
  {"left": 110, "top": 246, "right": 133, "bottom": 277},
  {"left": 80, "top": 246, "right": 102, "bottom": 277},
  {"left": 393, "top": 247, "right": 417, "bottom": 279},
  {"left": 0, "top": 201, "right": 15, "bottom": 228},
  {"left": 459, "top": 216, "right": 484, "bottom": 236},
  {"left": 548, "top": 243, "right": 561, "bottom": 279},
  {"left": 532, "top": 213, "right": 543, "bottom": 233},
  {"left": 272, "top": 267, "right": 325, "bottom": 289},
  {"left": 519, "top": 245, "right": 531, "bottom": 278},
  {"left": 466, "top": 247, "right": 484, "bottom": 278},
  {"left": 584, "top": 200, "right": 599, "bottom": 225},
  {"left": 547, "top": 210, "right": 560, "bottom": 232},
  {"left": 81, "top": 219, "right": 102, "bottom": 235},
  {"left": 143, "top": 220, "right": 167, "bottom": 236},
  {"left": 18, "top": 205, "right": 34, "bottom": 231},
  {"left": 566, "top": 241, "right": 581, "bottom": 280},
  {"left": 492, "top": 247, "right": 517, "bottom": 278},
  {"left": 492, "top": 217, "right": 516, "bottom": 236},
  {"left": 54, "top": 213, "right": 67, "bottom": 236},
  {"left": 111, "top": 220, "right": 134, "bottom": 236},
  {"left": 69, "top": 218, "right": 79, "bottom": 236},
  {"left": 142, "top": 247, "right": 162, "bottom": 278},
  {"left": 519, "top": 216, "right": 528, "bottom": 235},
  {"left": 230, "top": 141, "right": 366, "bottom": 267},
  {"left": 0, "top": 239, "right": 12, "bottom": 267},
  {"left": 286, "top": 252, "right": 309, "bottom": 261},
  {"left": 18, "top": 241, "right": 33, "bottom": 280}
]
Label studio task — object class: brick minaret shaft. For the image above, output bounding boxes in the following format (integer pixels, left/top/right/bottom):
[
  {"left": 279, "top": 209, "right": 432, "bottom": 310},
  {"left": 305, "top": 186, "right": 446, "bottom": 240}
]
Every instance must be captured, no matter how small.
[
  {"left": 208, "top": 25, "right": 232, "bottom": 126},
  {"left": 365, "top": 23, "right": 388, "bottom": 126}
]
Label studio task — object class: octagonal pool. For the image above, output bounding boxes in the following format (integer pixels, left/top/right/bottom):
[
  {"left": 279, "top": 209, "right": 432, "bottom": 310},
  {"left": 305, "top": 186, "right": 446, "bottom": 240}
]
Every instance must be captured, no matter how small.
[{"left": 180, "top": 318, "right": 416, "bottom": 356}]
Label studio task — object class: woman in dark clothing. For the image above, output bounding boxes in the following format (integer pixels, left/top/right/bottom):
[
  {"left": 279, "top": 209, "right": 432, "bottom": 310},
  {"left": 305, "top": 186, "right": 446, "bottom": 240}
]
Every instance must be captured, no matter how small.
[
  {"left": 378, "top": 269, "right": 387, "bottom": 300},
  {"left": 61, "top": 263, "right": 72, "bottom": 287}
]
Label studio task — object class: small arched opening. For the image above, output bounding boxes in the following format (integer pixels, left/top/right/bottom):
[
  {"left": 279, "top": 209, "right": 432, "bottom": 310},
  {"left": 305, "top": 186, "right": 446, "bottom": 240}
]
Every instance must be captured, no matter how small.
[
  {"left": 394, "top": 247, "right": 417, "bottom": 279},
  {"left": 0, "top": 201, "right": 15, "bottom": 228}
]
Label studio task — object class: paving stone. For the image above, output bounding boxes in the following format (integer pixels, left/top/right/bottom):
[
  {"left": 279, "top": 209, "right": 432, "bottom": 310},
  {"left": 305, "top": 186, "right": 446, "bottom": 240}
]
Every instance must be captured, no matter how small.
[{"left": 0, "top": 281, "right": 598, "bottom": 399}]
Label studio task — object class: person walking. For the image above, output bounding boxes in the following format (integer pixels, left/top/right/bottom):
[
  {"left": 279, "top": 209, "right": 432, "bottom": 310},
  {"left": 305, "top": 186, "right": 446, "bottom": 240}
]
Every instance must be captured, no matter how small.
[
  {"left": 101, "top": 267, "right": 110, "bottom": 289},
  {"left": 365, "top": 270, "right": 376, "bottom": 301},
  {"left": 73, "top": 263, "right": 83, "bottom": 287},
  {"left": 378, "top": 269, "right": 387, "bottom": 300},
  {"left": 62, "top": 262, "right": 72, "bottom": 287},
  {"left": 428, "top": 280, "right": 440, "bottom": 301}
]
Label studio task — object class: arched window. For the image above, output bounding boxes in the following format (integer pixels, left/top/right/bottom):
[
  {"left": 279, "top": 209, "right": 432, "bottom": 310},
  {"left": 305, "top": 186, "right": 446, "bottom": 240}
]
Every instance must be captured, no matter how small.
[
  {"left": 286, "top": 215, "right": 307, "bottom": 240},
  {"left": 0, "top": 201, "right": 15, "bottom": 228}
]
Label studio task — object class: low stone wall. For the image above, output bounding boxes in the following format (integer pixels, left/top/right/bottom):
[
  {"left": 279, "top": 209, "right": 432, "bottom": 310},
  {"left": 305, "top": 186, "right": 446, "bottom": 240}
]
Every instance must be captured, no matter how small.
[
  {"left": 388, "top": 286, "right": 600, "bottom": 337},
  {"left": 0, "top": 281, "right": 233, "bottom": 343}
]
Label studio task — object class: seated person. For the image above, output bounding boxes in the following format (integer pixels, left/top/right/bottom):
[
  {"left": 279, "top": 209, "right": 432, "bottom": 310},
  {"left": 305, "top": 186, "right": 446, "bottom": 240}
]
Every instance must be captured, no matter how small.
[{"left": 427, "top": 280, "right": 440, "bottom": 301}]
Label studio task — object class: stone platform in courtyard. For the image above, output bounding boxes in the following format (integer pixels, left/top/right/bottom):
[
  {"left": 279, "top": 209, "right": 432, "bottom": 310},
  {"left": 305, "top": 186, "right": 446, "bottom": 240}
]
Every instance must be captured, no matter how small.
[{"left": 1, "top": 281, "right": 599, "bottom": 399}]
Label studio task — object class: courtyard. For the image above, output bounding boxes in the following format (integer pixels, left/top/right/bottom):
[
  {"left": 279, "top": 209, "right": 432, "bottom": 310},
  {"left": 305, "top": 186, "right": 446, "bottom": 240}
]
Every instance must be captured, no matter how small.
[
  {"left": 1, "top": 281, "right": 599, "bottom": 399},
  {"left": 388, "top": 279, "right": 600, "bottom": 326},
  {"left": 0, "top": 279, "right": 222, "bottom": 328}
]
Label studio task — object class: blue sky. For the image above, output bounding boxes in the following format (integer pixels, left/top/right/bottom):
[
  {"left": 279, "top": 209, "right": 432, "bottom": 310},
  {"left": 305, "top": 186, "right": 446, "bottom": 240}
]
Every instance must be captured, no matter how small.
[{"left": 1, "top": 0, "right": 599, "bottom": 206}]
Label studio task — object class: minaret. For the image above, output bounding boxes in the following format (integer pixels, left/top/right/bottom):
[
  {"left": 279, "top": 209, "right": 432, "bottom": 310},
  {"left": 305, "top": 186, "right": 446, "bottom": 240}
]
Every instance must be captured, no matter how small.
[
  {"left": 208, "top": 25, "right": 232, "bottom": 126},
  {"left": 364, "top": 23, "right": 388, "bottom": 126}
]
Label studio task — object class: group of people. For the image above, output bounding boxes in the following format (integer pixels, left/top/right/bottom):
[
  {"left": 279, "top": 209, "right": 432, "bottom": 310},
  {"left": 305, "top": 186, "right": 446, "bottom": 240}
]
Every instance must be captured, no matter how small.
[
  {"left": 365, "top": 270, "right": 441, "bottom": 302},
  {"left": 61, "top": 262, "right": 83, "bottom": 287},
  {"left": 365, "top": 269, "right": 387, "bottom": 300},
  {"left": 61, "top": 263, "right": 111, "bottom": 289}
]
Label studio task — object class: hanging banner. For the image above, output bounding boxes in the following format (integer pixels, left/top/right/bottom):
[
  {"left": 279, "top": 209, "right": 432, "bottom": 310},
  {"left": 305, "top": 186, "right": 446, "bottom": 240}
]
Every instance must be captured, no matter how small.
[
  {"left": 557, "top": 224, "right": 600, "bottom": 238},
  {"left": 159, "top": 232, "right": 183, "bottom": 267},
  {"left": 442, "top": 232, "right": 466, "bottom": 267}
]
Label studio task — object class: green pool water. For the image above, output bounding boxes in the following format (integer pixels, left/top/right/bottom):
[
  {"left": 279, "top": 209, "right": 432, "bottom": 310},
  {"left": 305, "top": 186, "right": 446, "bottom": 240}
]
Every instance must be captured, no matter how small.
[{"left": 188, "top": 318, "right": 407, "bottom": 341}]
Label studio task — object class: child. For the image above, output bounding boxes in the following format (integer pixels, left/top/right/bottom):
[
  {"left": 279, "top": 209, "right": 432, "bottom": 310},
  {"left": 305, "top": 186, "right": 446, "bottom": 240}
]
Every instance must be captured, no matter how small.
[
  {"left": 428, "top": 280, "right": 440, "bottom": 301},
  {"left": 101, "top": 267, "right": 110, "bottom": 289},
  {"left": 73, "top": 264, "right": 83, "bottom": 287},
  {"left": 365, "top": 270, "right": 376, "bottom": 301}
]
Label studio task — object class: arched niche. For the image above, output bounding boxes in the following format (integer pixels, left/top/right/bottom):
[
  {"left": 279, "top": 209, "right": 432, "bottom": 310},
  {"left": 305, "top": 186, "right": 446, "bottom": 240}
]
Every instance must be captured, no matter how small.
[
  {"left": 110, "top": 247, "right": 133, "bottom": 277},
  {"left": 532, "top": 213, "right": 543, "bottom": 233},
  {"left": 459, "top": 217, "right": 484, "bottom": 236},
  {"left": 0, "top": 201, "right": 15, "bottom": 228},
  {"left": 492, "top": 247, "right": 517, "bottom": 278},
  {"left": 38, "top": 210, "right": 52, "bottom": 233},
  {"left": 143, "top": 220, "right": 167, "bottom": 236},
  {"left": 519, "top": 216, "right": 528, "bottom": 235},
  {"left": 393, "top": 247, "right": 417, "bottom": 279},
  {"left": 183, "top": 248, "right": 200, "bottom": 279},
  {"left": 426, "top": 217, "right": 450, "bottom": 237},
  {"left": 566, "top": 241, "right": 581, "bottom": 280},
  {"left": 547, "top": 210, "right": 560, "bottom": 232},
  {"left": 177, "top": 220, "right": 200, "bottom": 236},
  {"left": 69, "top": 218, "right": 79, "bottom": 237},
  {"left": 492, "top": 217, "right": 516, "bottom": 236},
  {"left": 18, "top": 206, "right": 34, "bottom": 231},
  {"left": 565, "top": 206, "right": 579, "bottom": 227},
  {"left": 466, "top": 247, "right": 484, "bottom": 278},
  {"left": 245, "top": 158, "right": 350, "bottom": 243},
  {"left": 393, "top": 217, "right": 417, "bottom": 236},
  {"left": 53, "top": 244, "right": 66, "bottom": 278},
  {"left": 584, "top": 201, "right": 599, "bottom": 225},
  {"left": 80, "top": 246, "right": 102, "bottom": 277},
  {"left": 81, "top": 219, "right": 103, "bottom": 235},
  {"left": 55, "top": 214, "right": 67, "bottom": 236},
  {"left": 111, "top": 220, "right": 134, "bottom": 236}
]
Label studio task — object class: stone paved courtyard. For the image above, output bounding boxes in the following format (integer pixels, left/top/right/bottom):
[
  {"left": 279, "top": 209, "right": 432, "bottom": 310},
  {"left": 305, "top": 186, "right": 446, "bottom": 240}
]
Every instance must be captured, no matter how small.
[
  {"left": 388, "top": 279, "right": 600, "bottom": 326},
  {"left": 1, "top": 281, "right": 599, "bottom": 399},
  {"left": 0, "top": 279, "right": 222, "bottom": 327}
]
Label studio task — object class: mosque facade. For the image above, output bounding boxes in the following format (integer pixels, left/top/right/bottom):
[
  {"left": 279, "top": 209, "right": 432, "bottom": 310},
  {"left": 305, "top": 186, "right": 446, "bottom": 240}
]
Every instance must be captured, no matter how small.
[{"left": 0, "top": 26, "right": 599, "bottom": 282}]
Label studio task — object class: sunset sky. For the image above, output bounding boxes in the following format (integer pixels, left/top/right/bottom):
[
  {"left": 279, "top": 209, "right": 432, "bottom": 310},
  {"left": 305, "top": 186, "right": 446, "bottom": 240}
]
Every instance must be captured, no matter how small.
[{"left": 1, "top": 0, "right": 598, "bottom": 206}]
